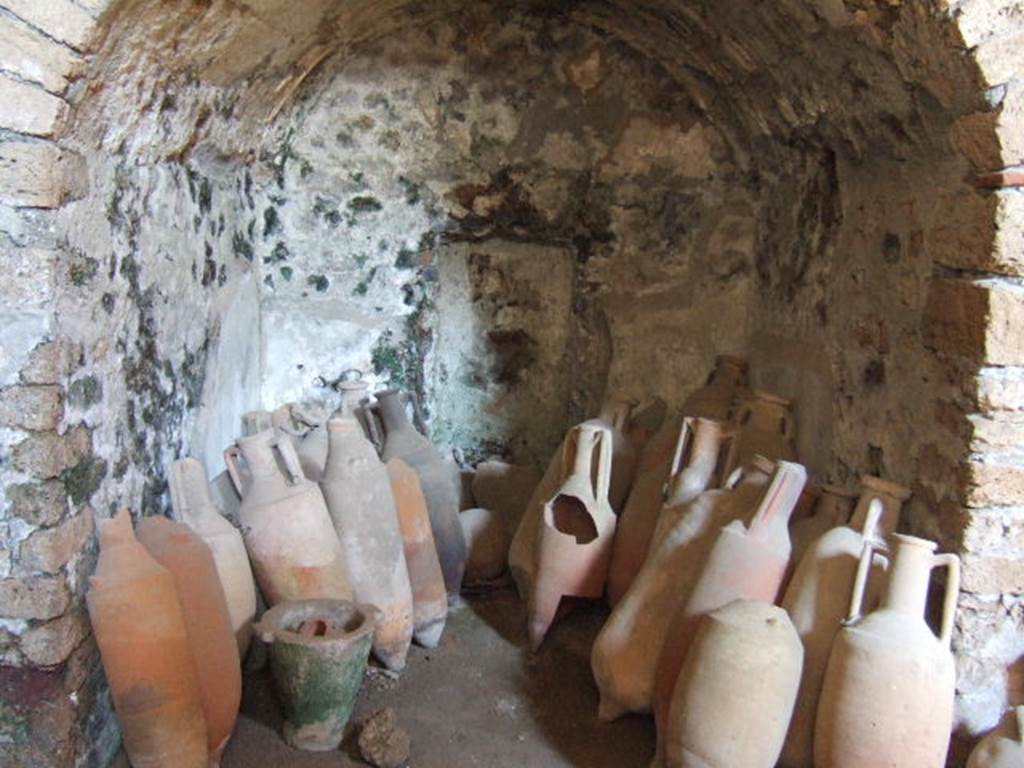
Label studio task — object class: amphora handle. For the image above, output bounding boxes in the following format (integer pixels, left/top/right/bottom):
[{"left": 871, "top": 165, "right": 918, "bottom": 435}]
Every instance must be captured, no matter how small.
[
  {"left": 592, "top": 426, "right": 613, "bottom": 504},
  {"left": 932, "top": 552, "right": 960, "bottom": 648},
  {"left": 748, "top": 460, "right": 806, "bottom": 533},
  {"left": 224, "top": 446, "right": 244, "bottom": 495},
  {"left": 274, "top": 432, "right": 307, "bottom": 486},
  {"left": 845, "top": 536, "right": 892, "bottom": 626}
]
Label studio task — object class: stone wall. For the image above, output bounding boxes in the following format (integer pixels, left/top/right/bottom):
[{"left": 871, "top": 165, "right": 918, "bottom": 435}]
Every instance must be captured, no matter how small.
[{"left": 0, "top": 1, "right": 1022, "bottom": 765}]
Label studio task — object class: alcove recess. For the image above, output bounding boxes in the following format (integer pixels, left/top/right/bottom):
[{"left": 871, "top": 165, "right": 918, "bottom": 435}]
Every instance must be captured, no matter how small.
[{"left": 1, "top": 1, "right": 1023, "bottom": 765}]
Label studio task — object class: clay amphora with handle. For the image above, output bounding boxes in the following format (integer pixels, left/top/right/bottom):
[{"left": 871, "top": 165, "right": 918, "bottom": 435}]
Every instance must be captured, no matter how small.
[
  {"left": 136, "top": 516, "right": 242, "bottom": 765},
  {"left": 528, "top": 423, "right": 617, "bottom": 650},
  {"left": 388, "top": 458, "right": 448, "bottom": 648},
  {"left": 86, "top": 511, "right": 208, "bottom": 768},
  {"left": 225, "top": 428, "right": 352, "bottom": 605},
  {"left": 376, "top": 389, "right": 467, "bottom": 596},
  {"left": 722, "top": 389, "right": 797, "bottom": 477},
  {"left": 681, "top": 354, "right": 749, "bottom": 420},
  {"left": 169, "top": 457, "right": 257, "bottom": 659},
  {"left": 665, "top": 600, "right": 803, "bottom": 768},
  {"left": 321, "top": 417, "right": 413, "bottom": 671},
  {"left": 814, "top": 533, "right": 960, "bottom": 767},
  {"left": 788, "top": 484, "right": 858, "bottom": 571}
]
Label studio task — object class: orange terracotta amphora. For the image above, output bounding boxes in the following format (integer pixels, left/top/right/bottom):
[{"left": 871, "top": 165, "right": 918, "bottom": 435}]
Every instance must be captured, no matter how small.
[
  {"left": 528, "top": 423, "right": 617, "bottom": 650},
  {"left": 387, "top": 458, "right": 448, "bottom": 648},
  {"left": 722, "top": 390, "right": 797, "bottom": 477},
  {"left": 651, "top": 459, "right": 806, "bottom": 764},
  {"left": 681, "top": 354, "right": 749, "bottom": 421},
  {"left": 87, "top": 511, "right": 208, "bottom": 768},
  {"left": 788, "top": 484, "right": 858, "bottom": 573},
  {"left": 321, "top": 418, "right": 414, "bottom": 671},
  {"left": 814, "top": 533, "right": 960, "bottom": 768},
  {"left": 225, "top": 428, "right": 352, "bottom": 605},
  {"left": 169, "top": 457, "right": 257, "bottom": 659},
  {"left": 137, "top": 516, "right": 241, "bottom": 764}
]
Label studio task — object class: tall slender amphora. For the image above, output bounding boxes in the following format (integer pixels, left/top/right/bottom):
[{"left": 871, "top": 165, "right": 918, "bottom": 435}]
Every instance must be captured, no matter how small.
[
  {"left": 137, "top": 517, "right": 241, "bottom": 764},
  {"left": 723, "top": 390, "right": 797, "bottom": 477},
  {"left": 376, "top": 389, "right": 466, "bottom": 596},
  {"left": 815, "top": 534, "right": 960, "bottom": 767},
  {"left": 225, "top": 428, "right": 352, "bottom": 604},
  {"left": 681, "top": 354, "right": 749, "bottom": 420},
  {"left": 529, "top": 423, "right": 616, "bottom": 649},
  {"left": 86, "top": 511, "right": 208, "bottom": 768},
  {"left": 170, "top": 457, "right": 257, "bottom": 658},
  {"left": 321, "top": 417, "right": 414, "bottom": 671},
  {"left": 779, "top": 475, "right": 909, "bottom": 768}
]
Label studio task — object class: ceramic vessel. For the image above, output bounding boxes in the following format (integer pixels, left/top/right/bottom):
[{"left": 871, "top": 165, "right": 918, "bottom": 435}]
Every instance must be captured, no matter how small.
[
  {"left": 788, "top": 484, "right": 858, "bottom": 573},
  {"left": 652, "top": 460, "right": 806, "bottom": 748},
  {"left": 471, "top": 460, "right": 541, "bottom": 538},
  {"left": 665, "top": 600, "right": 803, "bottom": 768},
  {"left": 225, "top": 428, "right": 352, "bottom": 605},
  {"left": 529, "top": 423, "right": 617, "bottom": 649},
  {"left": 814, "top": 534, "right": 960, "bottom": 768},
  {"left": 592, "top": 445, "right": 765, "bottom": 722},
  {"left": 137, "top": 516, "right": 241, "bottom": 764},
  {"left": 169, "top": 457, "right": 257, "bottom": 658},
  {"left": 87, "top": 511, "right": 208, "bottom": 768},
  {"left": 320, "top": 418, "right": 413, "bottom": 671},
  {"left": 388, "top": 459, "right": 448, "bottom": 648},
  {"left": 460, "top": 507, "right": 511, "bottom": 582},
  {"left": 778, "top": 498, "right": 889, "bottom": 768},
  {"left": 722, "top": 390, "right": 797, "bottom": 477},
  {"left": 296, "top": 370, "right": 380, "bottom": 480},
  {"left": 968, "top": 707, "right": 1024, "bottom": 768},
  {"left": 608, "top": 416, "right": 728, "bottom": 607},
  {"left": 681, "top": 354, "right": 749, "bottom": 420},
  {"left": 625, "top": 397, "right": 668, "bottom": 455},
  {"left": 597, "top": 394, "right": 638, "bottom": 511},
  {"left": 849, "top": 475, "right": 910, "bottom": 539},
  {"left": 256, "top": 600, "right": 376, "bottom": 751},
  {"left": 377, "top": 389, "right": 467, "bottom": 596}
]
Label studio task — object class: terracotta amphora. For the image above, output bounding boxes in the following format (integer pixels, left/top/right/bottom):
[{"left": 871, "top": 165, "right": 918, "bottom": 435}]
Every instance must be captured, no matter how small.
[
  {"left": 968, "top": 707, "right": 1024, "bottom": 768},
  {"left": 255, "top": 599, "right": 376, "bottom": 751},
  {"left": 376, "top": 389, "right": 466, "bottom": 596},
  {"left": 169, "top": 458, "right": 257, "bottom": 659},
  {"left": 295, "top": 370, "right": 381, "bottom": 480},
  {"left": 592, "top": 437, "right": 760, "bottom": 722},
  {"left": 388, "top": 459, "right": 448, "bottom": 648},
  {"left": 651, "top": 459, "right": 806, "bottom": 756},
  {"left": 320, "top": 417, "right": 414, "bottom": 671},
  {"left": 528, "top": 423, "right": 617, "bottom": 650},
  {"left": 460, "top": 507, "right": 511, "bottom": 583},
  {"left": 225, "top": 428, "right": 352, "bottom": 605},
  {"left": 788, "top": 484, "right": 858, "bottom": 573},
  {"left": 778, "top": 498, "right": 889, "bottom": 768},
  {"left": 596, "top": 393, "right": 638, "bottom": 511},
  {"left": 722, "top": 390, "right": 797, "bottom": 477},
  {"left": 471, "top": 460, "right": 541, "bottom": 539},
  {"left": 625, "top": 397, "right": 669, "bottom": 455},
  {"left": 86, "top": 511, "right": 208, "bottom": 768},
  {"left": 665, "top": 600, "right": 803, "bottom": 768},
  {"left": 814, "top": 533, "right": 960, "bottom": 768},
  {"left": 608, "top": 416, "right": 728, "bottom": 607},
  {"left": 681, "top": 354, "right": 749, "bottom": 421},
  {"left": 849, "top": 474, "right": 910, "bottom": 538},
  {"left": 136, "top": 517, "right": 241, "bottom": 764}
]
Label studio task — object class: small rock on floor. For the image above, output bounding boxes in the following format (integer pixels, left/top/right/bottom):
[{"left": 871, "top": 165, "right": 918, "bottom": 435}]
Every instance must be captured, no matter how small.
[{"left": 358, "top": 707, "right": 411, "bottom": 768}]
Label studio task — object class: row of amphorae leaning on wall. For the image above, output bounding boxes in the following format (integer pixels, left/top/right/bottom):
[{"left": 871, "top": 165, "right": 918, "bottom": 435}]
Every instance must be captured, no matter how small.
[{"left": 85, "top": 359, "right": 1022, "bottom": 768}]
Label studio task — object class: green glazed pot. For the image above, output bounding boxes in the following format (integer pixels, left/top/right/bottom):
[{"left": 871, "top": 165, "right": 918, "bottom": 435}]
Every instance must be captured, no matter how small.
[{"left": 255, "top": 599, "right": 376, "bottom": 750}]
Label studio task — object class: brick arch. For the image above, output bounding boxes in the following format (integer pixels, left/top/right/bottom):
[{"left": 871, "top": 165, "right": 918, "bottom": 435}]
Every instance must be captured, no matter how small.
[{"left": 0, "top": 2, "right": 1021, "bottom": 766}]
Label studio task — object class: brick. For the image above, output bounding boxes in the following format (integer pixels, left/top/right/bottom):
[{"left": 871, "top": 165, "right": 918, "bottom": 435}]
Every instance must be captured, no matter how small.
[
  {"left": 964, "top": 453, "right": 1024, "bottom": 507},
  {"left": 19, "top": 509, "right": 92, "bottom": 574},
  {"left": 0, "top": 575, "right": 69, "bottom": 619},
  {"left": 19, "top": 609, "right": 88, "bottom": 666},
  {"left": 0, "top": 76, "right": 67, "bottom": 137},
  {"left": 0, "top": 0, "right": 97, "bottom": 51},
  {"left": 5, "top": 481, "right": 66, "bottom": 526},
  {"left": 0, "top": 385, "right": 63, "bottom": 431},
  {"left": 0, "top": 141, "right": 87, "bottom": 208},
  {"left": 962, "top": 553, "right": 1024, "bottom": 594},
  {"left": 10, "top": 426, "right": 90, "bottom": 480},
  {"left": 0, "top": 14, "right": 80, "bottom": 94},
  {"left": 927, "top": 189, "right": 1024, "bottom": 275},
  {"left": 19, "top": 340, "right": 78, "bottom": 384},
  {"left": 969, "top": 413, "right": 1024, "bottom": 450},
  {"left": 924, "top": 277, "right": 1024, "bottom": 364}
]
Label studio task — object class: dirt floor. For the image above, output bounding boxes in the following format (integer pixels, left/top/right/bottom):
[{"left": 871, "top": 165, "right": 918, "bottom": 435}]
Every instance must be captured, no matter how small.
[{"left": 220, "top": 587, "right": 655, "bottom": 767}]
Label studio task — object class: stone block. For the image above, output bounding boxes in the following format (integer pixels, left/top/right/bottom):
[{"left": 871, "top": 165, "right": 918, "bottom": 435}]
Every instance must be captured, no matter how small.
[
  {"left": 5, "top": 481, "right": 66, "bottom": 527},
  {"left": 0, "top": 385, "right": 63, "bottom": 431},
  {"left": 924, "top": 277, "right": 1024, "bottom": 364},
  {"left": 927, "top": 189, "right": 1024, "bottom": 275},
  {"left": 0, "top": 77, "right": 68, "bottom": 137},
  {"left": 964, "top": 453, "right": 1024, "bottom": 507},
  {"left": 0, "top": 575, "right": 69, "bottom": 619},
  {"left": 976, "top": 366, "right": 1024, "bottom": 411},
  {"left": 10, "top": 426, "right": 90, "bottom": 480},
  {"left": 962, "top": 553, "right": 1024, "bottom": 594},
  {"left": 0, "top": 15, "right": 81, "bottom": 94},
  {"left": 19, "top": 509, "right": 93, "bottom": 574},
  {"left": 19, "top": 610, "right": 89, "bottom": 666},
  {"left": 961, "top": 505, "right": 1024, "bottom": 555},
  {"left": 955, "top": 0, "right": 1024, "bottom": 48},
  {"left": 0, "top": 246, "right": 58, "bottom": 310},
  {"left": 973, "top": 30, "right": 1024, "bottom": 88},
  {"left": 0, "top": 0, "right": 97, "bottom": 51},
  {"left": 19, "top": 340, "right": 78, "bottom": 385},
  {"left": 0, "top": 141, "right": 87, "bottom": 208},
  {"left": 969, "top": 413, "right": 1024, "bottom": 450}
]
